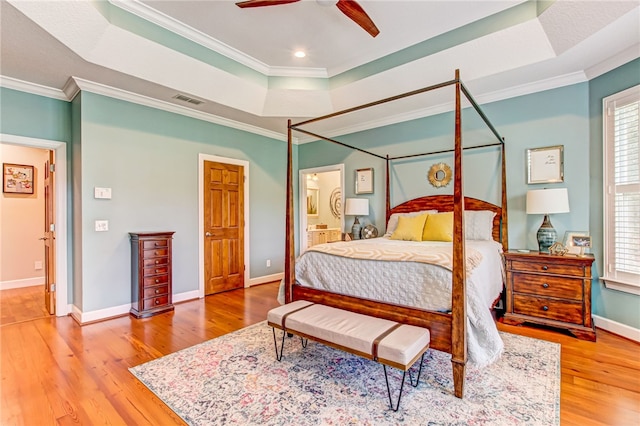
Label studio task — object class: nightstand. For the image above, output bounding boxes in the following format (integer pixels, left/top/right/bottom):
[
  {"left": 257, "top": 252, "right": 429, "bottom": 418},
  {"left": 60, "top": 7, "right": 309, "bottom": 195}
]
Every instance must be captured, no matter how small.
[{"left": 503, "top": 250, "right": 596, "bottom": 341}]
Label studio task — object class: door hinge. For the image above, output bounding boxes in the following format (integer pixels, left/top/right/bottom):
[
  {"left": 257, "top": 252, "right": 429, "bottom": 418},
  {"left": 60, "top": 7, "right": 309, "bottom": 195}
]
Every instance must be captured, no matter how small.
[
  {"left": 50, "top": 223, "right": 55, "bottom": 232},
  {"left": 51, "top": 283, "right": 56, "bottom": 291},
  {"left": 50, "top": 163, "right": 55, "bottom": 173}
]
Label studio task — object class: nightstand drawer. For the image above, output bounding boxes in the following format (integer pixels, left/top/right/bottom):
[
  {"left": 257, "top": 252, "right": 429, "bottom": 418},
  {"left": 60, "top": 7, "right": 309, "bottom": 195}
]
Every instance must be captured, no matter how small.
[
  {"left": 513, "top": 294, "right": 583, "bottom": 324},
  {"left": 510, "top": 259, "right": 587, "bottom": 277},
  {"left": 512, "top": 273, "right": 583, "bottom": 300}
]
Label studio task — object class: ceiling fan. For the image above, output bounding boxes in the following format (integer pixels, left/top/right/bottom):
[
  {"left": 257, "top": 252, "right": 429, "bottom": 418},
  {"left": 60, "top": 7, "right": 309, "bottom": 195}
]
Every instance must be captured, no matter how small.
[{"left": 235, "top": 0, "right": 380, "bottom": 38}]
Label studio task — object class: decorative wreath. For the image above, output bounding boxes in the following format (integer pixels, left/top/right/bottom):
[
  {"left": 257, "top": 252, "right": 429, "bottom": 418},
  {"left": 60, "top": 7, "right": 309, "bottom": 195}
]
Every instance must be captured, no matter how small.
[
  {"left": 329, "top": 187, "right": 342, "bottom": 219},
  {"left": 427, "top": 162, "right": 453, "bottom": 188}
]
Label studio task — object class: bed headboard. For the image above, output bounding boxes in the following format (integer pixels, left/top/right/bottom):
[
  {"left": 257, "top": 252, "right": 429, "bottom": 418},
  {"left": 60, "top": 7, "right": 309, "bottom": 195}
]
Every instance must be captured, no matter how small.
[{"left": 387, "top": 195, "right": 504, "bottom": 246}]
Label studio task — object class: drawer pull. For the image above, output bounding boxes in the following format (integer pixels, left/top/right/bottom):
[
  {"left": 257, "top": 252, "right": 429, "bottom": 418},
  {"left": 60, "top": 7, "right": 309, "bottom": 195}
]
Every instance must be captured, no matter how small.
[
  {"left": 155, "top": 269, "right": 160, "bottom": 273},
  {"left": 155, "top": 289, "right": 160, "bottom": 294},
  {"left": 542, "top": 283, "right": 549, "bottom": 289},
  {"left": 155, "top": 243, "right": 161, "bottom": 246},
  {"left": 155, "top": 279, "right": 160, "bottom": 283},
  {"left": 155, "top": 299, "right": 160, "bottom": 305},
  {"left": 542, "top": 265, "right": 548, "bottom": 271},
  {"left": 155, "top": 260, "right": 160, "bottom": 264},
  {"left": 542, "top": 305, "right": 549, "bottom": 311}
]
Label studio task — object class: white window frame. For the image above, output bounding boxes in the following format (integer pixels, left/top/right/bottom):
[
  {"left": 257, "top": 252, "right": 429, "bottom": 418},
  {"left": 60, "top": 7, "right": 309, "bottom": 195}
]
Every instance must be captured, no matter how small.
[{"left": 602, "top": 84, "right": 640, "bottom": 295}]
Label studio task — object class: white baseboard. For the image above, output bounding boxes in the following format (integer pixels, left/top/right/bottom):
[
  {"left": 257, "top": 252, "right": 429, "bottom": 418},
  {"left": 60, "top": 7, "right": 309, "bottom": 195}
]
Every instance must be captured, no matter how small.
[
  {"left": 70, "top": 289, "right": 200, "bottom": 325},
  {"left": 594, "top": 315, "right": 640, "bottom": 343},
  {"left": 248, "top": 272, "right": 283, "bottom": 287},
  {"left": 0, "top": 277, "right": 44, "bottom": 290}
]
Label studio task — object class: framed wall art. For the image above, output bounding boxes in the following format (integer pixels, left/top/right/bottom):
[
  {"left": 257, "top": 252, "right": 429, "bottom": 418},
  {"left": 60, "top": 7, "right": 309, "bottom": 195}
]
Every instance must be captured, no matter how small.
[
  {"left": 527, "top": 145, "right": 564, "bottom": 184},
  {"left": 3, "top": 163, "right": 34, "bottom": 194},
  {"left": 355, "top": 168, "right": 373, "bottom": 194}
]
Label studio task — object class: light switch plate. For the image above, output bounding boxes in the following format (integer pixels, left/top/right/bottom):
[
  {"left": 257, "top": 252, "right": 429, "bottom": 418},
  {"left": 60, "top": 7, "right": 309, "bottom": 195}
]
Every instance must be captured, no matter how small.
[
  {"left": 95, "top": 220, "right": 109, "bottom": 232},
  {"left": 94, "top": 187, "right": 112, "bottom": 199}
]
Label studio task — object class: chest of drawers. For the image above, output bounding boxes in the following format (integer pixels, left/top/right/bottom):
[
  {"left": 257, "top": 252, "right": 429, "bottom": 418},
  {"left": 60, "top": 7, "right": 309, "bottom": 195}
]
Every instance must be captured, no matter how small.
[
  {"left": 503, "top": 250, "right": 596, "bottom": 341},
  {"left": 130, "top": 232, "right": 175, "bottom": 318}
]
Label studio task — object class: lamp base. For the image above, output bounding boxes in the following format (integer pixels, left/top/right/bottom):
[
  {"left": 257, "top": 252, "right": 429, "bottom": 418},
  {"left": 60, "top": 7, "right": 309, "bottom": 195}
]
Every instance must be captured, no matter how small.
[
  {"left": 537, "top": 214, "right": 557, "bottom": 253},
  {"left": 352, "top": 217, "right": 362, "bottom": 240}
]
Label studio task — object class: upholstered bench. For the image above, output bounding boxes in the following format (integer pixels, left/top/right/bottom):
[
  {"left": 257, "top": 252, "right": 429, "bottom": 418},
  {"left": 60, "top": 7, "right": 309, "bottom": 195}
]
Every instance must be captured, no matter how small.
[{"left": 267, "top": 300, "right": 431, "bottom": 411}]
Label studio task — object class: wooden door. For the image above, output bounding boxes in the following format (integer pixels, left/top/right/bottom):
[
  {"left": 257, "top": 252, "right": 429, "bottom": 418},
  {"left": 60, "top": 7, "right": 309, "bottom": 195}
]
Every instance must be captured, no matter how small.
[
  {"left": 43, "top": 152, "right": 55, "bottom": 314},
  {"left": 204, "top": 161, "right": 244, "bottom": 295}
]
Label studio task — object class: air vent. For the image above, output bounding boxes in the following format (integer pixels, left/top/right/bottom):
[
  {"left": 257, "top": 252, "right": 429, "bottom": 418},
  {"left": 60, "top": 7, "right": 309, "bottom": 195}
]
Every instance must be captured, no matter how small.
[{"left": 172, "top": 94, "right": 204, "bottom": 106}]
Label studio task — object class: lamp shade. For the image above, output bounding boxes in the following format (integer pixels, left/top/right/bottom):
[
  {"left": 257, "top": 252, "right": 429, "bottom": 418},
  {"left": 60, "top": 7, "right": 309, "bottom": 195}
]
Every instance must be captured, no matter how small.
[
  {"left": 344, "top": 198, "right": 369, "bottom": 216},
  {"left": 526, "top": 188, "right": 570, "bottom": 215}
]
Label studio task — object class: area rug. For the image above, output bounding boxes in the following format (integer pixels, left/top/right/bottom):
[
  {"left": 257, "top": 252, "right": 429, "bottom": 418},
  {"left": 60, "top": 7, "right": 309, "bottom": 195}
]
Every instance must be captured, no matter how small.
[{"left": 129, "top": 322, "right": 559, "bottom": 425}]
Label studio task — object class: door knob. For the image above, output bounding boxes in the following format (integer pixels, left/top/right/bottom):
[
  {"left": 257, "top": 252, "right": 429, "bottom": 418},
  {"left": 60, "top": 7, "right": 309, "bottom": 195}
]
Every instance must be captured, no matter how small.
[{"left": 205, "top": 232, "right": 212, "bottom": 237}]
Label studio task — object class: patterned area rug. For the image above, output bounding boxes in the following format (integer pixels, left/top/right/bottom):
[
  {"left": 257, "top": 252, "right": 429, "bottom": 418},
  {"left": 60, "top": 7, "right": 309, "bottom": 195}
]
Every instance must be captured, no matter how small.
[{"left": 130, "top": 322, "right": 559, "bottom": 425}]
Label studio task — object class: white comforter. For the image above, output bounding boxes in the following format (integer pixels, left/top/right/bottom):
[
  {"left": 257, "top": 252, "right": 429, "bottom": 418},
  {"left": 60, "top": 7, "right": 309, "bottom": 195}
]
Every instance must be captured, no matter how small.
[{"left": 281, "top": 237, "right": 504, "bottom": 367}]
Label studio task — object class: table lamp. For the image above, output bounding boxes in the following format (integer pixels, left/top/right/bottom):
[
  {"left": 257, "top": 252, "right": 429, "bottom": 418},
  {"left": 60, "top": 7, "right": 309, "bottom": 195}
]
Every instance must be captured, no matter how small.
[
  {"left": 345, "top": 198, "right": 369, "bottom": 240},
  {"left": 526, "top": 188, "right": 570, "bottom": 253}
]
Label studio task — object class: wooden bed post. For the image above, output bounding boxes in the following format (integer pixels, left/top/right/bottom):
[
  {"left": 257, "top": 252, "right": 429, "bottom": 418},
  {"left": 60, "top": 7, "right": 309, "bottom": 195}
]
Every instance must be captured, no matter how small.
[
  {"left": 451, "top": 69, "right": 467, "bottom": 398},
  {"left": 285, "top": 120, "right": 295, "bottom": 303},
  {"left": 501, "top": 140, "right": 509, "bottom": 250}
]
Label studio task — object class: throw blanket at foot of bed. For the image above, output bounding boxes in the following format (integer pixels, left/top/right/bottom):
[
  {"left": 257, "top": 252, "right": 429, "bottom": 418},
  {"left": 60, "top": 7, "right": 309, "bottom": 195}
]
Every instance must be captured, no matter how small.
[{"left": 267, "top": 300, "right": 431, "bottom": 411}]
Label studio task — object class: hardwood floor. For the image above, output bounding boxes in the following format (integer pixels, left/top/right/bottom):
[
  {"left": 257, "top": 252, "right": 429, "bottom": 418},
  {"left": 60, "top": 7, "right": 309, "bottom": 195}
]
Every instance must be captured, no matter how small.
[
  {"left": 1, "top": 282, "right": 638, "bottom": 425},
  {"left": 0, "top": 285, "right": 50, "bottom": 326}
]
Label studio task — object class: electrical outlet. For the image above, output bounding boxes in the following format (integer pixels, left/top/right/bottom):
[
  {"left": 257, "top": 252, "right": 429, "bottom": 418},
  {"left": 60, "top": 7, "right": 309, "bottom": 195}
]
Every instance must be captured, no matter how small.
[
  {"left": 34, "top": 261, "right": 43, "bottom": 270},
  {"left": 95, "top": 220, "right": 109, "bottom": 232},
  {"left": 266, "top": 259, "right": 271, "bottom": 267}
]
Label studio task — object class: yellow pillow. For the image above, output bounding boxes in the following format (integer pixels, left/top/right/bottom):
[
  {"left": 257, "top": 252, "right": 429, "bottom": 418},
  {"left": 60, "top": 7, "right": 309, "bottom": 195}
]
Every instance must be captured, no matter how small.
[
  {"left": 422, "top": 212, "right": 454, "bottom": 242},
  {"left": 389, "top": 214, "right": 428, "bottom": 241}
]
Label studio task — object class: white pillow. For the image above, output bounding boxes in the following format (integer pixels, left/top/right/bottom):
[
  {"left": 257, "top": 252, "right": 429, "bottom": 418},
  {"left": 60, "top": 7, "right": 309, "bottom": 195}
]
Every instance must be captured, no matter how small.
[
  {"left": 384, "top": 210, "right": 438, "bottom": 237},
  {"left": 465, "top": 210, "right": 496, "bottom": 240}
]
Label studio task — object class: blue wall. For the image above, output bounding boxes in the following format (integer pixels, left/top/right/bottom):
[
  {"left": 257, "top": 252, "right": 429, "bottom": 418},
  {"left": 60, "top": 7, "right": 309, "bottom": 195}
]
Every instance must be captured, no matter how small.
[{"left": 588, "top": 58, "right": 640, "bottom": 329}]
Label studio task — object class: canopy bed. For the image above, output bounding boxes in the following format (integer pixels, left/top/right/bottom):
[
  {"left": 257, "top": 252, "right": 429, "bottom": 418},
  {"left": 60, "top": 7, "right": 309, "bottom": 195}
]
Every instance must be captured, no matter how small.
[{"left": 283, "top": 70, "right": 508, "bottom": 398}]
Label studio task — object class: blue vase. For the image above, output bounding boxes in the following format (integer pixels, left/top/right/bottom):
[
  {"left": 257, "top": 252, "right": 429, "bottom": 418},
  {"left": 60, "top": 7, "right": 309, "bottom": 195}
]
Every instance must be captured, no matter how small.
[{"left": 537, "top": 215, "right": 557, "bottom": 253}]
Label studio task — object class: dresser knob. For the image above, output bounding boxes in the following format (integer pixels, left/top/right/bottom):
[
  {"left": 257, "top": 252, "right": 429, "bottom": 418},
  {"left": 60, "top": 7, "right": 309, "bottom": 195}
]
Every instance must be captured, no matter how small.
[
  {"left": 155, "top": 269, "right": 160, "bottom": 273},
  {"left": 542, "top": 265, "right": 548, "bottom": 271},
  {"left": 155, "top": 279, "right": 160, "bottom": 283},
  {"left": 155, "top": 299, "right": 160, "bottom": 305},
  {"left": 542, "top": 283, "right": 549, "bottom": 289},
  {"left": 155, "top": 260, "right": 159, "bottom": 264},
  {"left": 155, "top": 289, "right": 159, "bottom": 294},
  {"left": 542, "top": 305, "right": 549, "bottom": 311}
]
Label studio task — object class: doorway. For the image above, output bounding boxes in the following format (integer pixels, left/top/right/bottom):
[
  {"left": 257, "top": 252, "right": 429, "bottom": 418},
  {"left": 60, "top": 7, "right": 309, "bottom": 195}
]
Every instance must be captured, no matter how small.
[
  {"left": 0, "top": 135, "right": 68, "bottom": 320},
  {"left": 299, "top": 164, "right": 345, "bottom": 252},
  {"left": 198, "top": 154, "right": 250, "bottom": 298}
]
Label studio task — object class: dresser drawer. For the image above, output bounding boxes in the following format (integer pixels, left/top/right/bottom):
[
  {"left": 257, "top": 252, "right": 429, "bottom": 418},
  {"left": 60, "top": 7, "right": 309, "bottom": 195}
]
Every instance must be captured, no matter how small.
[
  {"left": 143, "top": 257, "right": 169, "bottom": 268},
  {"left": 143, "top": 285, "right": 169, "bottom": 298},
  {"left": 143, "top": 239, "right": 169, "bottom": 250},
  {"left": 142, "top": 295, "right": 170, "bottom": 310},
  {"left": 144, "top": 248, "right": 169, "bottom": 258},
  {"left": 512, "top": 273, "right": 583, "bottom": 300},
  {"left": 143, "top": 264, "right": 169, "bottom": 277},
  {"left": 513, "top": 294, "right": 583, "bottom": 324},
  {"left": 509, "top": 259, "right": 587, "bottom": 277},
  {"left": 143, "top": 274, "right": 169, "bottom": 287}
]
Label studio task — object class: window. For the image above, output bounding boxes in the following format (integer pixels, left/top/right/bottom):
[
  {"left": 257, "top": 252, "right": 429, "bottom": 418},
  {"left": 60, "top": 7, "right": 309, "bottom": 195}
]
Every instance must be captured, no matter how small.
[{"left": 603, "top": 85, "right": 640, "bottom": 295}]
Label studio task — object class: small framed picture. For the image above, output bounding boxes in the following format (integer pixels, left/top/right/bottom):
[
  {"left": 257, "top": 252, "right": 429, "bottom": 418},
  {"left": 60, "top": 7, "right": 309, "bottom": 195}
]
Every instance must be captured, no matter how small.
[
  {"left": 3, "top": 163, "right": 34, "bottom": 194},
  {"left": 527, "top": 145, "right": 564, "bottom": 184},
  {"left": 355, "top": 168, "right": 373, "bottom": 194},
  {"left": 563, "top": 231, "right": 590, "bottom": 255}
]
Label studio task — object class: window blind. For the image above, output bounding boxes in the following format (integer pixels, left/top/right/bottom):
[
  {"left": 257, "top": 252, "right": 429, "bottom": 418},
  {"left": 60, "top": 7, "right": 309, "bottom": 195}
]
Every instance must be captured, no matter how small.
[{"left": 604, "top": 85, "right": 640, "bottom": 294}]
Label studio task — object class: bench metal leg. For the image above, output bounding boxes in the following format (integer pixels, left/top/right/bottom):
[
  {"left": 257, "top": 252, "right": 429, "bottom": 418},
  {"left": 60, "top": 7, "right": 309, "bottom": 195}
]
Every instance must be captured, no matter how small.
[
  {"left": 383, "top": 365, "right": 407, "bottom": 412},
  {"left": 383, "top": 352, "right": 426, "bottom": 411},
  {"left": 272, "top": 328, "right": 309, "bottom": 361}
]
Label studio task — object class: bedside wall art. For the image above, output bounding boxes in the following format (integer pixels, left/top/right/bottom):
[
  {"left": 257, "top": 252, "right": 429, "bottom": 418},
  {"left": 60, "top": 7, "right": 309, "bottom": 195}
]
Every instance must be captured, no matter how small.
[
  {"left": 527, "top": 145, "right": 564, "bottom": 184},
  {"left": 355, "top": 168, "right": 373, "bottom": 194}
]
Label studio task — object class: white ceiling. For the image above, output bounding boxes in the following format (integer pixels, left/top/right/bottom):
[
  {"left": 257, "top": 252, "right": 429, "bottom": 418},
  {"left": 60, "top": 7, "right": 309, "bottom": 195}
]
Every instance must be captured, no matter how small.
[{"left": 1, "top": 0, "right": 639, "bottom": 140}]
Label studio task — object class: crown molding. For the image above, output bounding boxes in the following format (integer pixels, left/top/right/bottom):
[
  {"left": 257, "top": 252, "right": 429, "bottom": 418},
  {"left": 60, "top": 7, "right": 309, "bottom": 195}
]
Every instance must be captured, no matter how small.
[
  {"left": 110, "top": 0, "right": 329, "bottom": 79},
  {"left": 585, "top": 44, "right": 640, "bottom": 80},
  {"left": 0, "top": 75, "right": 68, "bottom": 100},
  {"left": 69, "top": 77, "right": 288, "bottom": 141}
]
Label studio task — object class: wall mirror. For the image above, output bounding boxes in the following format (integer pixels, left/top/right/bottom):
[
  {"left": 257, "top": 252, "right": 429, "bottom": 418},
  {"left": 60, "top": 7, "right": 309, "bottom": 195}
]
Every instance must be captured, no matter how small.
[{"left": 427, "top": 162, "right": 452, "bottom": 188}]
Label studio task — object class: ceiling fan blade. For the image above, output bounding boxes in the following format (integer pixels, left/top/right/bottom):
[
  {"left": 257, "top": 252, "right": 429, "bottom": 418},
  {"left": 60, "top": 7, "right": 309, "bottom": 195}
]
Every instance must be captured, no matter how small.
[
  {"left": 336, "top": 0, "right": 379, "bottom": 37},
  {"left": 236, "top": 0, "right": 300, "bottom": 8}
]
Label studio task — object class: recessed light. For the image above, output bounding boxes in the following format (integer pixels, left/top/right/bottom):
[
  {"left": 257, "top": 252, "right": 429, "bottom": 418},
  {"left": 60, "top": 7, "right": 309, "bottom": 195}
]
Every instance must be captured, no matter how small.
[{"left": 294, "top": 50, "right": 306, "bottom": 58}]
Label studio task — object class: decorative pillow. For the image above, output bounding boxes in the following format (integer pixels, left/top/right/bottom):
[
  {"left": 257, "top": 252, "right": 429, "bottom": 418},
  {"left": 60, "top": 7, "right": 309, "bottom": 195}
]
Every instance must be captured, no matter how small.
[
  {"left": 389, "top": 214, "right": 429, "bottom": 241},
  {"left": 422, "top": 212, "right": 454, "bottom": 242},
  {"left": 465, "top": 210, "right": 496, "bottom": 240},
  {"left": 384, "top": 210, "right": 438, "bottom": 237}
]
